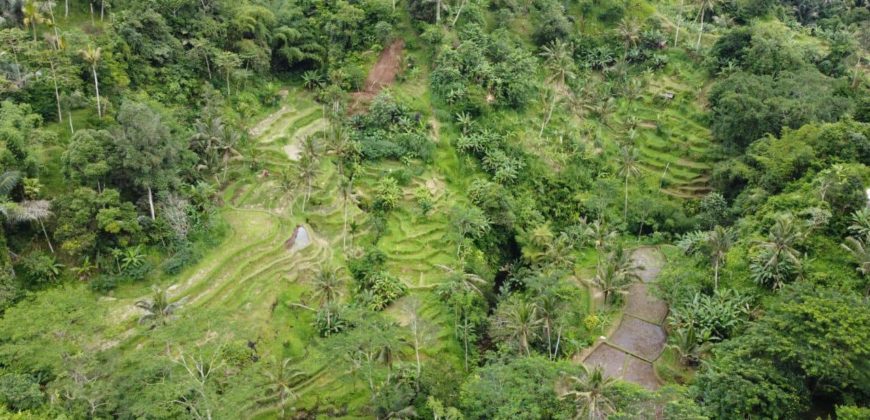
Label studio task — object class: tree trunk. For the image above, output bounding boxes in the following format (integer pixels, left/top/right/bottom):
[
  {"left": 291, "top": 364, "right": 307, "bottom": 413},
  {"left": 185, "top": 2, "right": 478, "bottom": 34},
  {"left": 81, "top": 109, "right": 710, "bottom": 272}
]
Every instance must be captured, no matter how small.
[
  {"left": 39, "top": 219, "right": 54, "bottom": 254},
  {"left": 92, "top": 65, "right": 102, "bottom": 119},
  {"left": 451, "top": 0, "right": 466, "bottom": 27},
  {"left": 100, "top": 0, "right": 105, "bottom": 21},
  {"left": 540, "top": 92, "right": 556, "bottom": 137},
  {"left": 623, "top": 174, "right": 629, "bottom": 220},
  {"left": 147, "top": 186, "right": 156, "bottom": 220},
  {"left": 226, "top": 71, "right": 231, "bottom": 96},
  {"left": 462, "top": 315, "right": 470, "bottom": 372},
  {"left": 49, "top": 60, "right": 63, "bottom": 123},
  {"left": 696, "top": 9, "right": 705, "bottom": 50},
  {"left": 413, "top": 320, "right": 421, "bottom": 391},
  {"left": 713, "top": 259, "right": 719, "bottom": 290},
  {"left": 90, "top": 3, "right": 94, "bottom": 25},
  {"left": 65, "top": 0, "right": 69, "bottom": 18},
  {"left": 204, "top": 54, "right": 212, "bottom": 80},
  {"left": 545, "top": 320, "right": 552, "bottom": 360},
  {"left": 343, "top": 196, "right": 349, "bottom": 250},
  {"left": 674, "top": 0, "right": 683, "bottom": 47},
  {"left": 435, "top": 0, "right": 441, "bottom": 23},
  {"left": 68, "top": 111, "right": 74, "bottom": 134}
]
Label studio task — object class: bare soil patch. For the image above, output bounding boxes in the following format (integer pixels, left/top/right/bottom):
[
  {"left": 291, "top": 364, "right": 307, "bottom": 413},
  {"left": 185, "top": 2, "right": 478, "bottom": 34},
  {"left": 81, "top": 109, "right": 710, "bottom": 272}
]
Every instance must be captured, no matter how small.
[{"left": 351, "top": 40, "right": 405, "bottom": 110}]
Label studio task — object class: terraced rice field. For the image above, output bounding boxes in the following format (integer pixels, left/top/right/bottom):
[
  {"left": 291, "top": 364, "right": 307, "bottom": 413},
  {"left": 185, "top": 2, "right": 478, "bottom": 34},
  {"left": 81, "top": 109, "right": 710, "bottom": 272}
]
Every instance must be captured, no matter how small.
[
  {"left": 614, "top": 51, "right": 716, "bottom": 199},
  {"left": 101, "top": 89, "right": 465, "bottom": 415}
]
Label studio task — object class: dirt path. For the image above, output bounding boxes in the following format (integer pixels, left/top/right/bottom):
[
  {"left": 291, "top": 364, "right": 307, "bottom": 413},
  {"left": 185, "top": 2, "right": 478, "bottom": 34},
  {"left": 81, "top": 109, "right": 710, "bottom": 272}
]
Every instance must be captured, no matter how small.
[
  {"left": 351, "top": 39, "right": 404, "bottom": 109},
  {"left": 583, "top": 247, "right": 668, "bottom": 390}
]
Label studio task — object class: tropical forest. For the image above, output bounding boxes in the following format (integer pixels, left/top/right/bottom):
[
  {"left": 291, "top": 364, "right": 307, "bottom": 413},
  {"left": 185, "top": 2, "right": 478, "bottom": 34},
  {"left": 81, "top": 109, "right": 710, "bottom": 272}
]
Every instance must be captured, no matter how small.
[{"left": 0, "top": 0, "right": 868, "bottom": 418}]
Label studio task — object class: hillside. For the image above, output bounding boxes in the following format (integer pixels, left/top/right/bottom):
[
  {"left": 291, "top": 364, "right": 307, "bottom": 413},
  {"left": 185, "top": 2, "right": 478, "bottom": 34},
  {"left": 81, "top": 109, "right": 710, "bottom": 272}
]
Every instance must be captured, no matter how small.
[{"left": 0, "top": 0, "right": 868, "bottom": 418}]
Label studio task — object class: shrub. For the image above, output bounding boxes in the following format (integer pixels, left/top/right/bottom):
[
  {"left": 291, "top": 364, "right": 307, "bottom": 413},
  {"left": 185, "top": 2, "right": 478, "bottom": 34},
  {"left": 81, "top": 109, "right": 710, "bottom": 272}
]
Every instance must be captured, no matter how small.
[{"left": 0, "top": 374, "right": 43, "bottom": 411}]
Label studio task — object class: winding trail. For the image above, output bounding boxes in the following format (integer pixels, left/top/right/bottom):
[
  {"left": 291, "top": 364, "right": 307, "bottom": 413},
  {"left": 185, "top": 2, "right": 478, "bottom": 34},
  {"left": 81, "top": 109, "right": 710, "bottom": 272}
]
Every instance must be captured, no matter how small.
[{"left": 583, "top": 247, "right": 668, "bottom": 390}]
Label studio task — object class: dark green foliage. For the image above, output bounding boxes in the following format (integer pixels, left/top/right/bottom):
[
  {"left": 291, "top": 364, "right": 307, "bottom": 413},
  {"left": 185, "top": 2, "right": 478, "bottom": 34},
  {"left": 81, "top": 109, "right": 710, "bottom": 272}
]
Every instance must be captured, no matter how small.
[
  {"left": 0, "top": 373, "right": 43, "bottom": 411},
  {"left": 709, "top": 70, "right": 852, "bottom": 150},
  {"left": 351, "top": 93, "right": 434, "bottom": 161},
  {"left": 459, "top": 356, "right": 581, "bottom": 419},
  {"left": 14, "top": 251, "right": 63, "bottom": 287},
  {"left": 694, "top": 284, "right": 870, "bottom": 415}
]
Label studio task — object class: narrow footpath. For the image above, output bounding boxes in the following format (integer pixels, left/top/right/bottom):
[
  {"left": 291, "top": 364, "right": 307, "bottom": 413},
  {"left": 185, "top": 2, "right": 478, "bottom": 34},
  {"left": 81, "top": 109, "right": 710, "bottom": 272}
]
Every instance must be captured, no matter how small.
[{"left": 583, "top": 247, "right": 669, "bottom": 390}]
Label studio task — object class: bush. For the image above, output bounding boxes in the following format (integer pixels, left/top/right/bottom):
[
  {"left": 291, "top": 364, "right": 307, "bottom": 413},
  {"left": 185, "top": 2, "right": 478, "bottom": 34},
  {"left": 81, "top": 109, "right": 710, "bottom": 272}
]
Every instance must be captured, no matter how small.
[
  {"left": 0, "top": 374, "right": 43, "bottom": 411},
  {"left": 162, "top": 243, "right": 202, "bottom": 275},
  {"left": 90, "top": 274, "right": 123, "bottom": 294}
]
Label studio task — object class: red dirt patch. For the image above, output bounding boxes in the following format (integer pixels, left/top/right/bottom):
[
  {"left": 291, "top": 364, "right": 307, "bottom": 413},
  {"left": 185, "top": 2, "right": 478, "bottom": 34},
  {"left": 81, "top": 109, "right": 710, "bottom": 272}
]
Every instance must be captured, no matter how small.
[{"left": 351, "top": 40, "right": 405, "bottom": 111}]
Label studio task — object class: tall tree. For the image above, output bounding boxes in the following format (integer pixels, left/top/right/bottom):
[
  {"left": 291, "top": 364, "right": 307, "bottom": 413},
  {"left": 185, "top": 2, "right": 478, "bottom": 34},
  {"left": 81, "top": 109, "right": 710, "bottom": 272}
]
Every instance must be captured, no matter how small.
[
  {"left": 79, "top": 45, "right": 102, "bottom": 119},
  {"left": 695, "top": 0, "right": 719, "bottom": 49},
  {"left": 491, "top": 297, "right": 541, "bottom": 356},
  {"left": 21, "top": 0, "right": 49, "bottom": 41},
  {"left": 707, "top": 225, "right": 734, "bottom": 290},
  {"left": 617, "top": 145, "right": 641, "bottom": 221},
  {"left": 113, "top": 101, "right": 184, "bottom": 220},
  {"left": 214, "top": 51, "right": 241, "bottom": 97},
  {"left": 539, "top": 40, "right": 575, "bottom": 136}
]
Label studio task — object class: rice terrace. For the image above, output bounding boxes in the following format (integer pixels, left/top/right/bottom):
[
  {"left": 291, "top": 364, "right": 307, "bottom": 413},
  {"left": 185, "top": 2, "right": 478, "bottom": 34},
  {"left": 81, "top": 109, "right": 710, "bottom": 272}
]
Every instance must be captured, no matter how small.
[{"left": 0, "top": 0, "right": 868, "bottom": 419}]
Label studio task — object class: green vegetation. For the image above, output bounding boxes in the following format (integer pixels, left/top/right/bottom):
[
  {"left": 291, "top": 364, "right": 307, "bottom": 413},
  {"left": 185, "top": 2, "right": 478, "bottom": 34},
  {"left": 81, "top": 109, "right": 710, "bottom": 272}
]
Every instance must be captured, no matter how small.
[{"left": 0, "top": 0, "right": 868, "bottom": 418}]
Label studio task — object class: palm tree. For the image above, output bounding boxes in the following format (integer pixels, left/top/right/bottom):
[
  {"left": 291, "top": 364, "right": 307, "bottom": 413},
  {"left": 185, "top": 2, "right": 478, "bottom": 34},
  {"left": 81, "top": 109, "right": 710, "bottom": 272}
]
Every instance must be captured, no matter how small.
[
  {"left": 666, "top": 325, "right": 713, "bottom": 366},
  {"left": 22, "top": 0, "right": 49, "bottom": 41},
  {"left": 492, "top": 298, "right": 542, "bottom": 356},
  {"left": 297, "top": 154, "right": 318, "bottom": 213},
  {"left": 842, "top": 235, "right": 870, "bottom": 296},
  {"left": 617, "top": 17, "right": 642, "bottom": 56},
  {"left": 79, "top": 45, "right": 102, "bottom": 118},
  {"left": 695, "top": 0, "right": 719, "bottom": 50},
  {"left": 539, "top": 40, "right": 575, "bottom": 136},
  {"left": 339, "top": 176, "right": 354, "bottom": 250},
  {"left": 0, "top": 172, "right": 55, "bottom": 253},
  {"left": 135, "top": 287, "right": 185, "bottom": 325},
  {"left": 449, "top": 205, "right": 490, "bottom": 260},
  {"left": 436, "top": 264, "right": 486, "bottom": 296},
  {"left": 557, "top": 366, "right": 617, "bottom": 420},
  {"left": 617, "top": 145, "right": 641, "bottom": 220},
  {"left": 590, "top": 246, "right": 640, "bottom": 304},
  {"left": 260, "top": 357, "right": 308, "bottom": 418},
  {"left": 706, "top": 225, "right": 734, "bottom": 290},
  {"left": 750, "top": 215, "right": 804, "bottom": 290},
  {"left": 309, "top": 265, "right": 344, "bottom": 307}
]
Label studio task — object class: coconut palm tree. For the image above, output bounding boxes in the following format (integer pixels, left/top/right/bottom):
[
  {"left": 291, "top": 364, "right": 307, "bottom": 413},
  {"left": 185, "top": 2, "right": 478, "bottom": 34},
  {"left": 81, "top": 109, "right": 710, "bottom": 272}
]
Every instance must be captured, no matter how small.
[
  {"left": 436, "top": 264, "right": 486, "bottom": 296},
  {"left": 297, "top": 154, "right": 318, "bottom": 213},
  {"left": 0, "top": 172, "right": 55, "bottom": 253},
  {"left": 539, "top": 40, "right": 576, "bottom": 136},
  {"left": 309, "top": 265, "right": 344, "bottom": 307},
  {"left": 617, "top": 17, "right": 642, "bottom": 55},
  {"left": 260, "top": 357, "right": 308, "bottom": 419},
  {"left": 750, "top": 215, "right": 804, "bottom": 290},
  {"left": 590, "top": 246, "right": 640, "bottom": 304},
  {"left": 694, "top": 0, "right": 720, "bottom": 50},
  {"left": 558, "top": 366, "right": 617, "bottom": 420},
  {"left": 339, "top": 176, "right": 354, "bottom": 250},
  {"left": 22, "top": 0, "right": 49, "bottom": 41},
  {"left": 617, "top": 145, "right": 641, "bottom": 220},
  {"left": 79, "top": 45, "right": 102, "bottom": 118},
  {"left": 492, "top": 298, "right": 542, "bottom": 356},
  {"left": 707, "top": 225, "right": 734, "bottom": 290},
  {"left": 135, "top": 287, "right": 185, "bottom": 325}
]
